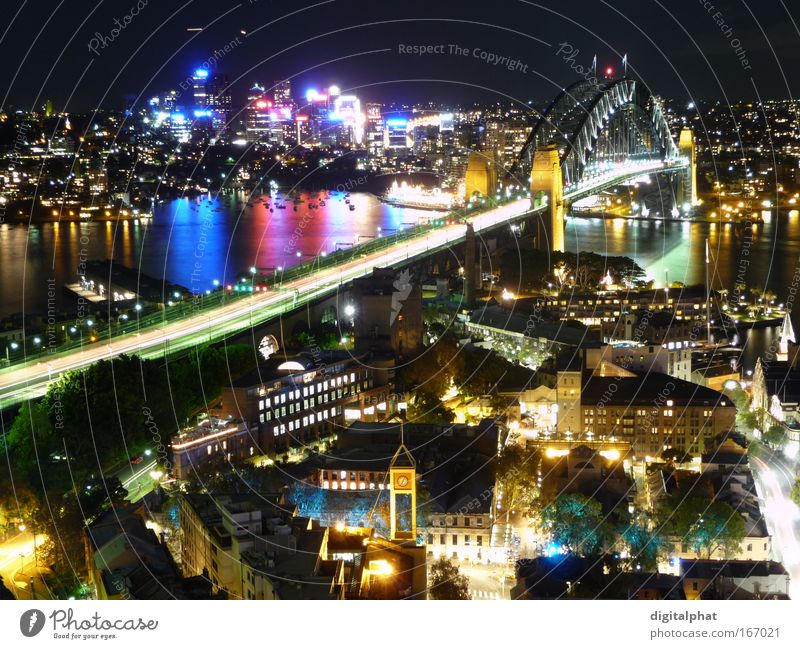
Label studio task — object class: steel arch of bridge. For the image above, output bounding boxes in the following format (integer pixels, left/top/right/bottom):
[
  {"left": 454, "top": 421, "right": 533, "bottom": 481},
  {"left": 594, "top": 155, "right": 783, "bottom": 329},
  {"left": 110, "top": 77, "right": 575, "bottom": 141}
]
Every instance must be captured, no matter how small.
[{"left": 511, "top": 78, "right": 682, "bottom": 189}]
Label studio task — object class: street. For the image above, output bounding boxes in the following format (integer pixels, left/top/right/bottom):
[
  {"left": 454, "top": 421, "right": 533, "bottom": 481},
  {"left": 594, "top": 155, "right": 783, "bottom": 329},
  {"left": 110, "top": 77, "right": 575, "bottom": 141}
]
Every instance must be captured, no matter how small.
[
  {"left": 749, "top": 444, "right": 800, "bottom": 600},
  {"left": 459, "top": 563, "right": 514, "bottom": 600},
  {"left": 116, "top": 457, "right": 159, "bottom": 502},
  {"left": 0, "top": 530, "right": 49, "bottom": 599}
]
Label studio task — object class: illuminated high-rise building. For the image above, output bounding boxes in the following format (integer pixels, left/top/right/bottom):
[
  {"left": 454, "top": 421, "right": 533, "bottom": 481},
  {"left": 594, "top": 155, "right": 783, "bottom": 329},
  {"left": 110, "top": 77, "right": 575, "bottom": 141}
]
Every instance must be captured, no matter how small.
[
  {"left": 273, "top": 79, "right": 292, "bottom": 104},
  {"left": 192, "top": 68, "right": 231, "bottom": 136},
  {"left": 192, "top": 68, "right": 209, "bottom": 107},
  {"left": 385, "top": 116, "right": 409, "bottom": 155},
  {"left": 331, "top": 94, "right": 362, "bottom": 147},
  {"left": 245, "top": 83, "right": 270, "bottom": 143},
  {"left": 365, "top": 102, "right": 385, "bottom": 158}
]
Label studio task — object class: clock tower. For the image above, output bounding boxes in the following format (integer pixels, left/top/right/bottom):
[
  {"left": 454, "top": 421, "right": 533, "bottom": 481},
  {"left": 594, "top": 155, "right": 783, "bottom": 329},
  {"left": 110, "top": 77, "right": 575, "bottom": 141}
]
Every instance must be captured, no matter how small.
[{"left": 389, "top": 428, "right": 416, "bottom": 543}]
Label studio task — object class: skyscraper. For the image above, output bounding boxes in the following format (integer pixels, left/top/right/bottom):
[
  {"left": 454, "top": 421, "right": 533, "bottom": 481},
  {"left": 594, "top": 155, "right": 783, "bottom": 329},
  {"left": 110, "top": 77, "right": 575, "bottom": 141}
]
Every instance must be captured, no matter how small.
[
  {"left": 365, "top": 102, "right": 385, "bottom": 158},
  {"left": 245, "top": 83, "right": 270, "bottom": 143}
]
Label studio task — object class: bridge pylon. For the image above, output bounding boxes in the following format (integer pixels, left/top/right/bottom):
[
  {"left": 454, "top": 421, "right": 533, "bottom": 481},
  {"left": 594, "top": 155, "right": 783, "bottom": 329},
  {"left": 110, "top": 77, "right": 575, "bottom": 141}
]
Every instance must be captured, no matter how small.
[
  {"left": 531, "top": 144, "right": 565, "bottom": 252},
  {"left": 678, "top": 127, "right": 697, "bottom": 207},
  {"left": 464, "top": 151, "right": 497, "bottom": 202}
]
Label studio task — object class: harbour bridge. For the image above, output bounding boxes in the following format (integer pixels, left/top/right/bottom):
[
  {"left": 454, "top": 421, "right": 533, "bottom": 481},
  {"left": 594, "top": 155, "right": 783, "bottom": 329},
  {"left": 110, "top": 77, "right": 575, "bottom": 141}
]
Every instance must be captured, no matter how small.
[
  {"left": 466, "top": 76, "right": 695, "bottom": 251},
  {"left": 0, "top": 77, "right": 693, "bottom": 406}
]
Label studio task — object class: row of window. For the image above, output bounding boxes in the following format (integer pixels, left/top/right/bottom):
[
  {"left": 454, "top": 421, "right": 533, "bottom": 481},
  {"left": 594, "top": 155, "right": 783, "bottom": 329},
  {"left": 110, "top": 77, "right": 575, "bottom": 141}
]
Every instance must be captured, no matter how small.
[
  {"left": 433, "top": 516, "right": 485, "bottom": 528},
  {"left": 258, "top": 372, "right": 363, "bottom": 410},
  {"left": 322, "top": 480, "right": 385, "bottom": 490},
  {"left": 270, "top": 406, "right": 342, "bottom": 436},
  {"left": 322, "top": 470, "right": 385, "bottom": 482},
  {"left": 428, "top": 534, "right": 486, "bottom": 546}
]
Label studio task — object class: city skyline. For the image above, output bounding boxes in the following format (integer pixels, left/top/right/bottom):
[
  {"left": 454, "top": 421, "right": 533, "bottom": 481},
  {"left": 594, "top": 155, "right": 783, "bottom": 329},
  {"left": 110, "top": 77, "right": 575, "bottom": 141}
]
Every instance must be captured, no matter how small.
[
  {"left": 1, "top": 0, "right": 798, "bottom": 114},
  {"left": 1, "top": 1, "right": 800, "bottom": 640}
]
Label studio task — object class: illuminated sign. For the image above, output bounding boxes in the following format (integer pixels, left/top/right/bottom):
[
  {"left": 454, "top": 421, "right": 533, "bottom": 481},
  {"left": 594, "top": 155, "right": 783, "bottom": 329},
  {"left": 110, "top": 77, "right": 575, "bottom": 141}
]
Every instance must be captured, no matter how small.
[
  {"left": 194, "top": 68, "right": 209, "bottom": 79},
  {"left": 255, "top": 99, "right": 270, "bottom": 109},
  {"left": 258, "top": 334, "right": 279, "bottom": 361},
  {"left": 305, "top": 89, "right": 328, "bottom": 102}
]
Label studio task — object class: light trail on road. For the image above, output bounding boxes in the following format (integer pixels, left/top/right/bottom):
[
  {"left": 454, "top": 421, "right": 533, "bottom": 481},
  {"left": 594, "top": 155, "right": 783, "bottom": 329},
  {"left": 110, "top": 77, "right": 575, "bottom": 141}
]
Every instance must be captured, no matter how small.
[{"left": 0, "top": 160, "right": 684, "bottom": 407}]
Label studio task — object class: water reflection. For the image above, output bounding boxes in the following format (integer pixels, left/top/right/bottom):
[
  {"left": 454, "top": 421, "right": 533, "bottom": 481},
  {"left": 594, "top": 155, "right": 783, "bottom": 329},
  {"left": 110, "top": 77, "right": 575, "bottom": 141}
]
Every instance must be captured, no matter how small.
[{"left": 0, "top": 191, "right": 437, "bottom": 318}]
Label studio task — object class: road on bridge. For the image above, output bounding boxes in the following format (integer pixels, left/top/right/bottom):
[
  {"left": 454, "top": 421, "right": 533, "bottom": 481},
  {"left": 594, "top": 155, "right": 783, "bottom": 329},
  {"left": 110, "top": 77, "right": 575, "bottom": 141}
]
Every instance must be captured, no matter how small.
[{"left": 0, "top": 158, "right": 686, "bottom": 408}]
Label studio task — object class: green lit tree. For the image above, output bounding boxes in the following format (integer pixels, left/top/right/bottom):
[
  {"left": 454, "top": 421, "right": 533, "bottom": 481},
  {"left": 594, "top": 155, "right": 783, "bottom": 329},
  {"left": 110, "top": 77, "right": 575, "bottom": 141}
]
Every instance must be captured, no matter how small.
[
  {"left": 540, "top": 493, "right": 610, "bottom": 555},
  {"left": 668, "top": 497, "right": 747, "bottom": 559},
  {"left": 791, "top": 476, "right": 800, "bottom": 509},
  {"left": 427, "top": 557, "right": 471, "bottom": 600},
  {"left": 618, "top": 511, "right": 673, "bottom": 572}
]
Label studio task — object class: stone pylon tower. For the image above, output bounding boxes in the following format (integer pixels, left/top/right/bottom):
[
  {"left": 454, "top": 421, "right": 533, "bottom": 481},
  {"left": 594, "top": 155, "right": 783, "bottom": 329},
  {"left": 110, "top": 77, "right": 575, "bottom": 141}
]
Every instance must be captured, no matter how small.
[{"left": 531, "top": 144, "right": 565, "bottom": 252}]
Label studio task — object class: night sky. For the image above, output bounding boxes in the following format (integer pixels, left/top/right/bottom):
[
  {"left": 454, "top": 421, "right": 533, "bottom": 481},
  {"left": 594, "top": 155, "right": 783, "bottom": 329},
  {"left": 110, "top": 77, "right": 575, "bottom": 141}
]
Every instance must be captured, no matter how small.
[{"left": 0, "top": 0, "right": 797, "bottom": 112}]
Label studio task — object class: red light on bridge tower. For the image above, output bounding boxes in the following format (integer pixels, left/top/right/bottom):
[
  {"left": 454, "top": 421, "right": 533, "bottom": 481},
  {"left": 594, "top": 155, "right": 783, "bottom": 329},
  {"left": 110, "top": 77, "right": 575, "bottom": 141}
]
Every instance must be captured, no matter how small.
[{"left": 605, "top": 66, "right": 614, "bottom": 78}]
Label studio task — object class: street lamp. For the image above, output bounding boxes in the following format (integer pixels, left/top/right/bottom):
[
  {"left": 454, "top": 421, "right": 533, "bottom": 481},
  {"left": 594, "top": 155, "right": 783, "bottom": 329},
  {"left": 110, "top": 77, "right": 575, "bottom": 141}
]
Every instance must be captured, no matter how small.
[{"left": 5, "top": 341, "right": 19, "bottom": 361}]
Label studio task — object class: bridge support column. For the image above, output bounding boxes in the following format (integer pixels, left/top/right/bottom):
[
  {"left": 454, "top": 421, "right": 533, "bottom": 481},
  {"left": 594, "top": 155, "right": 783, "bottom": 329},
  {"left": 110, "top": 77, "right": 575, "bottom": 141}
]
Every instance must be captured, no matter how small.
[
  {"left": 464, "top": 152, "right": 497, "bottom": 203},
  {"left": 464, "top": 223, "right": 477, "bottom": 307},
  {"left": 531, "top": 144, "right": 565, "bottom": 252},
  {"left": 677, "top": 127, "right": 697, "bottom": 208}
]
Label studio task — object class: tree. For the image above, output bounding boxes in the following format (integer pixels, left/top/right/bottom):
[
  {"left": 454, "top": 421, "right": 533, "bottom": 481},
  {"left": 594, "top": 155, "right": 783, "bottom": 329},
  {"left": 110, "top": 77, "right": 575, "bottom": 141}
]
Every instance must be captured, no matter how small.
[
  {"left": 668, "top": 497, "right": 747, "bottom": 559},
  {"left": 427, "top": 557, "right": 471, "bottom": 600},
  {"left": 791, "top": 476, "right": 800, "bottom": 509},
  {"left": 0, "top": 576, "right": 14, "bottom": 600},
  {"left": 399, "top": 333, "right": 462, "bottom": 399},
  {"left": 2, "top": 400, "right": 52, "bottom": 479},
  {"left": 660, "top": 448, "right": 692, "bottom": 464},
  {"left": 762, "top": 425, "right": 788, "bottom": 449},
  {"left": 454, "top": 348, "right": 507, "bottom": 398},
  {"left": 494, "top": 445, "right": 540, "bottom": 518},
  {"left": 539, "top": 493, "right": 609, "bottom": 555},
  {"left": 618, "top": 511, "right": 673, "bottom": 572},
  {"left": 406, "top": 390, "right": 454, "bottom": 424},
  {"left": 738, "top": 409, "right": 759, "bottom": 431}
]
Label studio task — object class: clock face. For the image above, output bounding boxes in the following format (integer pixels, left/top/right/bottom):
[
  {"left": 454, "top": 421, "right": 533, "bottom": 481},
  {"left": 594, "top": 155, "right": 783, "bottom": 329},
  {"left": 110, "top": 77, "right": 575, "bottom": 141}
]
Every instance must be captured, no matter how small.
[{"left": 395, "top": 473, "right": 410, "bottom": 489}]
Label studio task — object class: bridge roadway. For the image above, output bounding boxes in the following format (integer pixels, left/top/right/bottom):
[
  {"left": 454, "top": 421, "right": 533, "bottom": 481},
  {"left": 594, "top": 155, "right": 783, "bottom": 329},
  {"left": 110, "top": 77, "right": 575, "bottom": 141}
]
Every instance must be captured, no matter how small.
[{"left": 0, "top": 160, "right": 686, "bottom": 407}]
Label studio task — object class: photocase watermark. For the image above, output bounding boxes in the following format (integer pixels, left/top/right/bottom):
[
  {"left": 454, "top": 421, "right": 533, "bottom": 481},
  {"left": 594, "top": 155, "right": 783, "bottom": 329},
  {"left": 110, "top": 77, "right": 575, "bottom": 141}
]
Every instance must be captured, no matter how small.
[
  {"left": 87, "top": 0, "right": 149, "bottom": 56},
  {"left": 332, "top": 173, "right": 368, "bottom": 194},
  {"left": 20, "top": 609, "right": 45, "bottom": 637},
  {"left": 190, "top": 207, "right": 215, "bottom": 310},
  {"left": 20, "top": 608, "right": 159, "bottom": 640},
  {"left": 555, "top": 42, "right": 602, "bottom": 88},
  {"left": 143, "top": 405, "right": 172, "bottom": 475},
  {"left": 397, "top": 43, "right": 529, "bottom": 73},
  {"left": 284, "top": 210, "right": 317, "bottom": 256},
  {"left": 698, "top": 1, "right": 752, "bottom": 70}
]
